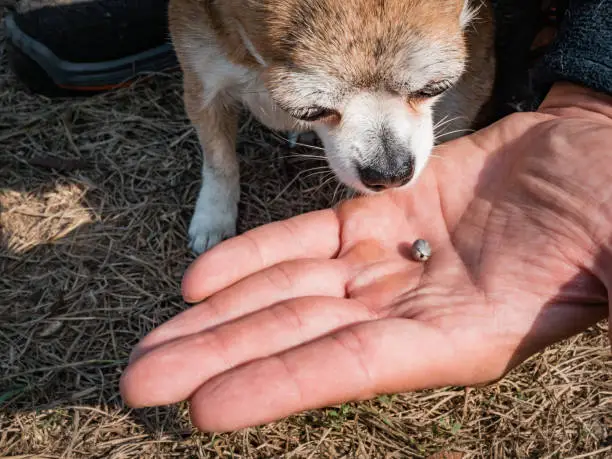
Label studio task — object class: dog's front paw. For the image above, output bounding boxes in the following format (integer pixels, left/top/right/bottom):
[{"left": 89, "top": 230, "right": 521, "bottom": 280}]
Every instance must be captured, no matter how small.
[{"left": 188, "top": 210, "right": 237, "bottom": 254}]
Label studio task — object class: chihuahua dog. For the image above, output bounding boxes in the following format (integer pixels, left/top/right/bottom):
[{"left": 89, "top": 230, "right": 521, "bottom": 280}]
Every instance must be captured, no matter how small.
[{"left": 168, "top": 0, "right": 495, "bottom": 253}]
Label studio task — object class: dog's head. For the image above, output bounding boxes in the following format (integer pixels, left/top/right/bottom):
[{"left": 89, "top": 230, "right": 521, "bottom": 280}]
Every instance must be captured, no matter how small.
[{"left": 228, "top": 0, "right": 479, "bottom": 192}]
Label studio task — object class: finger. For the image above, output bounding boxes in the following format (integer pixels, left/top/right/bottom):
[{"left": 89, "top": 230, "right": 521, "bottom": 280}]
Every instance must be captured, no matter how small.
[
  {"left": 182, "top": 209, "right": 340, "bottom": 303},
  {"left": 120, "top": 296, "right": 375, "bottom": 408},
  {"left": 131, "top": 259, "right": 350, "bottom": 361},
  {"left": 188, "top": 319, "right": 472, "bottom": 432}
]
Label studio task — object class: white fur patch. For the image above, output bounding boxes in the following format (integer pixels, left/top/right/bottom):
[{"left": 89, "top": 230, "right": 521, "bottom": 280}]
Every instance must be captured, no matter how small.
[
  {"left": 188, "top": 164, "right": 239, "bottom": 254},
  {"left": 460, "top": 0, "right": 481, "bottom": 28},
  {"left": 181, "top": 34, "right": 252, "bottom": 107}
]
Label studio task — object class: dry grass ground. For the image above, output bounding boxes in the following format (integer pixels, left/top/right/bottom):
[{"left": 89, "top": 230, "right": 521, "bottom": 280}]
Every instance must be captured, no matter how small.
[{"left": 0, "top": 8, "right": 610, "bottom": 458}]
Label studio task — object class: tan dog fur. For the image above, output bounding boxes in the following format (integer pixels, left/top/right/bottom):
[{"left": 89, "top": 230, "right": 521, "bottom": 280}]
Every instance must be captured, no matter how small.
[{"left": 169, "top": 0, "right": 495, "bottom": 253}]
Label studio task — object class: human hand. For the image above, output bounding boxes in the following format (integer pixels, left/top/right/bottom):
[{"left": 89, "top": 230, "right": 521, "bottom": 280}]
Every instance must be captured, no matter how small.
[{"left": 120, "top": 83, "right": 612, "bottom": 432}]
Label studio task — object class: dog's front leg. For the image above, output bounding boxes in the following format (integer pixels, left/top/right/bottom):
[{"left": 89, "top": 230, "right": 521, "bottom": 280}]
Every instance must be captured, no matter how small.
[{"left": 184, "top": 68, "right": 240, "bottom": 254}]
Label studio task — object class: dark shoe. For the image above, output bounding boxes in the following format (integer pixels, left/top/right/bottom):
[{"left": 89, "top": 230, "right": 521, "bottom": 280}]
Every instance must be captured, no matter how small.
[{"left": 4, "top": 0, "right": 178, "bottom": 96}]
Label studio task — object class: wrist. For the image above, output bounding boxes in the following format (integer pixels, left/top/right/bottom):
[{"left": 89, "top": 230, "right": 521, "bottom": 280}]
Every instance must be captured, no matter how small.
[{"left": 539, "top": 82, "right": 612, "bottom": 120}]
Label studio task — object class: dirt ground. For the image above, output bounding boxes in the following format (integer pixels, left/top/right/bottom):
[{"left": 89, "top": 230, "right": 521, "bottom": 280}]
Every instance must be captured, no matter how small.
[{"left": 0, "top": 8, "right": 610, "bottom": 459}]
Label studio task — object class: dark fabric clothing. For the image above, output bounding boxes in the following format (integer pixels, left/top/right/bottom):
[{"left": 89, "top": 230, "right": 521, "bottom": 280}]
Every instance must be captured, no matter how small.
[
  {"left": 533, "top": 0, "right": 612, "bottom": 98},
  {"left": 490, "top": 0, "right": 612, "bottom": 116}
]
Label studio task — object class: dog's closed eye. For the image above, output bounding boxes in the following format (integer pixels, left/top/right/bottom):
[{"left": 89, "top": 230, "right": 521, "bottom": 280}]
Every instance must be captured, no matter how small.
[
  {"left": 288, "top": 106, "right": 340, "bottom": 122},
  {"left": 411, "top": 80, "right": 454, "bottom": 99}
]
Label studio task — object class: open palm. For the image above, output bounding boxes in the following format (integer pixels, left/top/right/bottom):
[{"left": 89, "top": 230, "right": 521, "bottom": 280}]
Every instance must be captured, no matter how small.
[{"left": 121, "top": 83, "right": 611, "bottom": 432}]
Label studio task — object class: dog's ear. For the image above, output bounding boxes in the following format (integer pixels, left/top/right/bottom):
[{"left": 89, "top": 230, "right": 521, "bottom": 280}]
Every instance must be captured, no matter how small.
[{"left": 460, "top": 0, "right": 481, "bottom": 29}]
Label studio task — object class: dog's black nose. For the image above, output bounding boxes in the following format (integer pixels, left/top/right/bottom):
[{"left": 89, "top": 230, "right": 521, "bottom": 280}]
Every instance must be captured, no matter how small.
[{"left": 357, "top": 160, "right": 415, "bottom": 192}]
